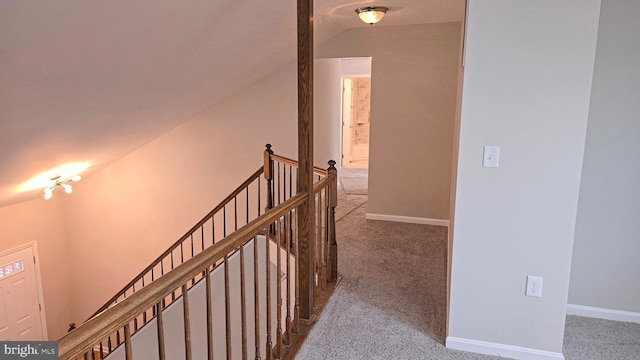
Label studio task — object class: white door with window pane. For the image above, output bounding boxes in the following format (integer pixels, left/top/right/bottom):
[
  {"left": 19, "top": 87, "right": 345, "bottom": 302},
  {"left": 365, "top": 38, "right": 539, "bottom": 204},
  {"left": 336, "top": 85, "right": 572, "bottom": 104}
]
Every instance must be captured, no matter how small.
[{"left": 0, "top": 245, "right": 46, "bottom": 341}]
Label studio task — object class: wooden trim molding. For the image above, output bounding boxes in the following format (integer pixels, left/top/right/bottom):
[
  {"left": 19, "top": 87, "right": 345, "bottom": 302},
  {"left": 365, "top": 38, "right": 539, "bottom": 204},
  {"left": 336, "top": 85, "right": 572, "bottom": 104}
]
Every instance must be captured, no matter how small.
[{"left": 365, "top": 213, "right": 449, "bottom": 227}]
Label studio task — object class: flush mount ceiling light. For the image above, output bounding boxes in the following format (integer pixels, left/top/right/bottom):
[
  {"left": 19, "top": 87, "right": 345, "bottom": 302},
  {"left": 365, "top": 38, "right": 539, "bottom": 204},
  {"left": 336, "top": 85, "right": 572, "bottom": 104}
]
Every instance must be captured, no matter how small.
[
  {"left": 355, "top": 6, "right": 389, "bottom": 25},
  {"left": 44, "top": 175, "right": 81, "bottom": 200}
]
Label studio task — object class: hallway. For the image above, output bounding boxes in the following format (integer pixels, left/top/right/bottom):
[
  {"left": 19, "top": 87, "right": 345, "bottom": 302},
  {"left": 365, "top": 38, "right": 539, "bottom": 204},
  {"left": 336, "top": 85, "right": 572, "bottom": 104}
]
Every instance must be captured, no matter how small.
[
  {"left": 296, "top": 181, "right": 501, "bottom": 359},
  {"left": 295, "top": 178, "right": 640, "bottom": 359}
]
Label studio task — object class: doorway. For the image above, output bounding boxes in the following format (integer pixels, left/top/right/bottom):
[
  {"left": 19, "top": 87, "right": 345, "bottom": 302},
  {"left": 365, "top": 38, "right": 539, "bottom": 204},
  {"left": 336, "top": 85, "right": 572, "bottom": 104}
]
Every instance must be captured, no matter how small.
[
  {"left": 0, "top": 243, "right": 47, "bottom": 340},
  {"left": 341, "top": 77, "right": 371, "bottom": 169}
]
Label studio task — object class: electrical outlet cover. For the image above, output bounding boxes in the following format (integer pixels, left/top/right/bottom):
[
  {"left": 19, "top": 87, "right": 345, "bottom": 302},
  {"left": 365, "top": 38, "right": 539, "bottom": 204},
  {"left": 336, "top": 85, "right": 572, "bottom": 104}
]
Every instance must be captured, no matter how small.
[{"left": 526, "top": 276, "right": 543, "bottom": 297}]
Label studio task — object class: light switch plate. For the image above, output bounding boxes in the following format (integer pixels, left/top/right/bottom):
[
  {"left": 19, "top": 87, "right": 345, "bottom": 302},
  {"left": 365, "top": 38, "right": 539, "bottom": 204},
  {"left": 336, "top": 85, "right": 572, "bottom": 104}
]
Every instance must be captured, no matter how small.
[{"left": 483, "top": 146, "right": 500, "bottom": 168}]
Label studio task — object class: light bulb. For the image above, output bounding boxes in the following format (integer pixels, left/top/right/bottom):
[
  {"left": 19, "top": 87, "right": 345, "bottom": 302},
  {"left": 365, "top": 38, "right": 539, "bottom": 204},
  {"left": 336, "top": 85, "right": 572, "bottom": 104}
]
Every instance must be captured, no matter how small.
[
  {"left": 44, "top": 187, "right": 53, "bottom": 200},
  {"left": 62, "top": 183, "right": 73, "bottom": 194}
]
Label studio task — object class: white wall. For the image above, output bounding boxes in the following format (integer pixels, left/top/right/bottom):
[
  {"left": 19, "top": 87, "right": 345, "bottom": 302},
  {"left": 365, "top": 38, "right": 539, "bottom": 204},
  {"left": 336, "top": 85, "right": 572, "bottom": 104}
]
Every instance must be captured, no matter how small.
[
  {"left": 318, "top": 23, "right": 461, "bottom": 222},
  {"left": 569, "top": 0, "right": 640, "bottom": 316},
  {"left": 314, "top": 59, "right": 342, "bottom": 166},
  {"left": 64, "top": 63, "right": 299, "bottom": 323},
  {"left": 340, "top": 58, "right": 371, "bottom": 78},
  {"left": 448, "top": 0, "right": 601, "bottom": 358},
  {"left": 0, "top": 197, "right": 72, "bottom": 339}
]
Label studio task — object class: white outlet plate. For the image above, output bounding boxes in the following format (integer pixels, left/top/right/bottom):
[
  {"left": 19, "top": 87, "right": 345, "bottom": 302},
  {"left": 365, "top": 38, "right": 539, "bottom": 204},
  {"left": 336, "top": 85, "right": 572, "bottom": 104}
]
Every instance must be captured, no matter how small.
[{"left": 526, "top": 276, "right": 543, "bottom": 298}]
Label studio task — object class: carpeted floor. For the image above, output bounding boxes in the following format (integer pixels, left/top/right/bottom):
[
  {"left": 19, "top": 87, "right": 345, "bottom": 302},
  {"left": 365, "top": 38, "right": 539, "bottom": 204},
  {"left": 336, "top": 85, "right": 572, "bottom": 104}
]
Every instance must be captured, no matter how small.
[
  {"left": 340, "top": 177, "right": 368, "bottom": 195},
  {"left": 295, "top": 184, "right": 640, "bottom": 360},
  {"left": 563, "top": 316, "right": 640, "bottom": 359},
  {"left": 339, "top": 167, "right": 369, "bottom": 196}
]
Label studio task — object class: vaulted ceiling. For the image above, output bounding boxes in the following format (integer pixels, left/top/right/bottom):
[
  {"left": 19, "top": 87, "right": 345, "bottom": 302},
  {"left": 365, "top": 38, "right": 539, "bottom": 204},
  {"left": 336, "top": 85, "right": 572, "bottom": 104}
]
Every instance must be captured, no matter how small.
[{"left": 0, "top": 0, "right": 464, "bottom": 207}]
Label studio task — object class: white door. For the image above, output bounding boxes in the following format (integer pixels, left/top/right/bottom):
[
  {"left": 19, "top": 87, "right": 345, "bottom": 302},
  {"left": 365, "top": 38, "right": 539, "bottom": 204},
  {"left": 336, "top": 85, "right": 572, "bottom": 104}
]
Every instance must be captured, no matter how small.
[
  {"left": 0, "top": 245, "right": 46, "bottom": 341},
  {"left": 341, "top": 78, "right": 353, "bottom": 167},
  {"left": 351, "top": 78, "right": 371, "bottom": 162},
  {"left": 341, "top": 78, "right": 371, "bottom": 167}
]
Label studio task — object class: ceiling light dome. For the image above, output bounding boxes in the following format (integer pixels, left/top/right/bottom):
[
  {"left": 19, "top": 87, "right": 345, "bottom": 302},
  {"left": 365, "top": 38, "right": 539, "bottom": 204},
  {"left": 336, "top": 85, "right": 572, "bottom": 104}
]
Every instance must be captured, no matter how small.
[{"left": 355, "top": 6, "right": 389, "bottom": 25}]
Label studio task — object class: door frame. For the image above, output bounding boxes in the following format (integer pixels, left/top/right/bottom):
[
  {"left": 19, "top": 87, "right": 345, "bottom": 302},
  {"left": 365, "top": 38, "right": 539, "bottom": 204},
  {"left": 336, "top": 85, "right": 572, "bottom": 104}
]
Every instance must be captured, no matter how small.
[
  {"left": 340, "top": 77, "right": 371, "bottom": 167},
  {"left": 341, "top": 78, "right": 353, "bottom": 167},
  {"left": 0, "top": 242, "right": 48, "bottom": 340}
]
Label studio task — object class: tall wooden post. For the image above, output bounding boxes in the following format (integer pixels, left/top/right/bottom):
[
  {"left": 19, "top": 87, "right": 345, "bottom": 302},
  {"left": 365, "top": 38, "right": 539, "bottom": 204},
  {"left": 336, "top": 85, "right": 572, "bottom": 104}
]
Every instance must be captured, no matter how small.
[
  {"left": 328, "top": 160, "right": 338, "bottom": 281},
  {"left": 264, "top": 144, "right": 276, "bottom": 237},
  {"left": 264, "top": 144, "right": 274, "bottom": 213},
  {"left": 297, "top": 0, "right": 315, "bottom": 321}
]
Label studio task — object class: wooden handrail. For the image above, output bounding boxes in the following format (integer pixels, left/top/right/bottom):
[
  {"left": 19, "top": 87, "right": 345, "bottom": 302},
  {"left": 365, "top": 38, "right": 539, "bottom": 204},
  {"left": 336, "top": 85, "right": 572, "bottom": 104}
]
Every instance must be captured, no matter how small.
[
  {"left": 88, "top": 147, "right": 332, "bottom": 322},
  {"left": 68, "top": 144, "right": 338, "bottom": 359},
  {"left": 88, "top": 166, "right": 265, "bottom": 319},
  {"left": 59, "top": 193, "right": 306, "bottom": 360},
  {"left": 313, "top": 172, "right": 334, "bottom": 195},
  {"left": 271, "top": 154, "right": 328, "bottom": 176}
]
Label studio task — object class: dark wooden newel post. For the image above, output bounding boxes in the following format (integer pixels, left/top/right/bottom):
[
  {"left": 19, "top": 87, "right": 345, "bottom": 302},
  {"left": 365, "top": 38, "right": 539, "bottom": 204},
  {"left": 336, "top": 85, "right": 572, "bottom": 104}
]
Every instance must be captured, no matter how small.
[
  {"left": 297, "top": 0, "right": 315, "bottom": 321},
  {"left": 264, "top": 144, "right": 274, "bottom": 213},
  {"left": 264, "top": 144, "right": 275, "bottom": 239},
  {"left": 328, "top": 160, "right": 338, "bottom": 281}
]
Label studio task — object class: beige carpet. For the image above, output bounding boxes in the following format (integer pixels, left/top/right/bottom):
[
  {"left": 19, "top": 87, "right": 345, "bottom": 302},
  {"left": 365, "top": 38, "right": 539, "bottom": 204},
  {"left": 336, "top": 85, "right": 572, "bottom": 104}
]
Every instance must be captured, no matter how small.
[
  {"left": 563, "top": 315, "right": 640, "bottom": 359},
  {"left": 340, "top": 177, "right": 368, "bottom": 195},
  {"left": 295, "top": 190, "right": 640, "bottom": 359},
  {"left": 296, "top": 194, "right": 498, "bottom": 359}
]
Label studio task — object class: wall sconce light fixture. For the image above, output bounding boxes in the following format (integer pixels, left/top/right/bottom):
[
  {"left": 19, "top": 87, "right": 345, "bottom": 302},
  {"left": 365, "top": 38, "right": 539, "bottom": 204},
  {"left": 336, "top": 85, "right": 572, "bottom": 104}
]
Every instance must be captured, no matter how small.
[
  {"left": 355, "top": 6, "right": 389, "bottom": 25},
  {"left": 44, "top": 175, "right": 81, "bottom": 200}
]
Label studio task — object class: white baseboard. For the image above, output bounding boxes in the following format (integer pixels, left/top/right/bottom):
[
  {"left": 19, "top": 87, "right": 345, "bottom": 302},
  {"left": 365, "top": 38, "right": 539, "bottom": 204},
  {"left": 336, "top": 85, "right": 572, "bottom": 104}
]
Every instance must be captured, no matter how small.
[
  {"left": 446, "top": 336, "right": 564, "bottom": 360},
  {"left": 365, "top": 213, "right": 449, "bottom": 227},
  {"left": 566, "top": 304, "right": 640, "bottom": 324}
]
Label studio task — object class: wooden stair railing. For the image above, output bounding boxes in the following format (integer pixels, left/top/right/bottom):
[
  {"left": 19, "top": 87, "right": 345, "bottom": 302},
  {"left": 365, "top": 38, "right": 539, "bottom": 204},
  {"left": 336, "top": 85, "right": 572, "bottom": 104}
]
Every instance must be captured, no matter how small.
[
  {"left": 86, "top": 145, "right": 333, "bottom": 323},
  {"left": 62, "top": 146, "right": 338, "bottom": 360},
  {"left": 264, "top": 148, "right": 338, "bottom": 309},
  {"left": 60, "top": 193, "right": 306, "bottom": 359},
  {"left": 86, "top": 166, "right": 267, "bottom": 321}
]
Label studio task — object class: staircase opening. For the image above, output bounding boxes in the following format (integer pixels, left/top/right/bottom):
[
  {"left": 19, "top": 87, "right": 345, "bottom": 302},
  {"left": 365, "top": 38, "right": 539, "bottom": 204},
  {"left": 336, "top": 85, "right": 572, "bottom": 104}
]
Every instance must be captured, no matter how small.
[{"left": 59, "top": 147, "right": 340, "bottom": 360}]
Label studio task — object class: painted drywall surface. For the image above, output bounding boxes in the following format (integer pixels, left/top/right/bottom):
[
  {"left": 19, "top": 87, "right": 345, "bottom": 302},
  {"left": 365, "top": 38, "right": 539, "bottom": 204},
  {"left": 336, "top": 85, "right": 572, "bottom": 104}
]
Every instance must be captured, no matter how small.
[
  {"left": 447, "top": 8, "right": 468, "bottom": 336},
  {"left": 340, "top": 58, "right": 371, "bottom": 78},
  {"left": 64, "top": 63, "right": 299, "bottom": 322},
  {"left": 569, "top": 0, "right": 640, "bottom": 313},
  {"left": 0, "top": 197, "right": 72, "bottom": 339},
  {"left": 449, "top": 0, "right": 600, "bottom": 354},
  {"left": 314, "top": 59, "right": 342, "bottom": 166},
  {"left": 318, "top": 23, "right": 461, "bottom": 221}
]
